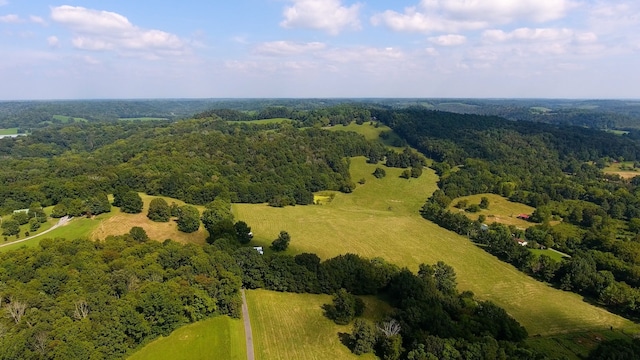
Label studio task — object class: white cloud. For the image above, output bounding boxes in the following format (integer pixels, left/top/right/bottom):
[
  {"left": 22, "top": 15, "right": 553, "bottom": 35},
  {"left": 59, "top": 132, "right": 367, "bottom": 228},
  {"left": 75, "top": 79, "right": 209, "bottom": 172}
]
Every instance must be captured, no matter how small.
[
  {"left": 50, "top": 6, "right": 187, "bottom": 57},
  {"left": 0, "top": 14, "right": 21, "bottom": 23},
  {"left": 429, "top": 34, "right": 466, "bottom": 46},
  {"left": 47, "top": 36, "right": 59, "bottom": 48},
  {"left": 280, "top": 0, "right": 361, "bottom": 35},
  {"left": 482, "top": 28, "right": 598, "bottom": 45},
  {"left": 372, "top": 0, "right": 574, "bottom": 34},
  {"left": 30, "top": 15, "right": 46, "bottom": 25},
  {"left": 254, "top": 41, "right": 326, "bottom": 56}
]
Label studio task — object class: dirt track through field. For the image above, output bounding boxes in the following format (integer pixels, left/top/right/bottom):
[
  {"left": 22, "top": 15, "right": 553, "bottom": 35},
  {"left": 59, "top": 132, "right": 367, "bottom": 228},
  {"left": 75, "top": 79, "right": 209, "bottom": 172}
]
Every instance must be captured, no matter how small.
[{"left": 241, "top": 289, "right": 255, "bottom": 360}]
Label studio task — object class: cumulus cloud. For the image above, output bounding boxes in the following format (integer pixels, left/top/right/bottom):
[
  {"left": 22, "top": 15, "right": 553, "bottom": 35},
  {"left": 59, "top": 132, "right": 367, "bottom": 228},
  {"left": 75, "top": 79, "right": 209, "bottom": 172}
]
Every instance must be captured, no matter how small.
[
  {"left": 50, "top": 6, "right": 186, "bottom": 57},
  {"left": 30, "top": 15, "right": 46, "bottom": 25},
  {"left": 429, "top": 34, "right": 466, "bottom": 46},
  {"left": 254, "top": 41, "right": 326, "bottom": 56},
  {"left": 372, "top": 0, "right": 574, "bottom": 34},
  {"left": 0, "top": 14, "right": 21, "bottom": 23},
  {"left": 280, "top": 0, "right": 361, "bottom": 35},
  {"left": 482, "top": 28, "right": 597, "bottom": 44},
  {"left": 47, "top": 36, "right": 59, "bottom": 48}
]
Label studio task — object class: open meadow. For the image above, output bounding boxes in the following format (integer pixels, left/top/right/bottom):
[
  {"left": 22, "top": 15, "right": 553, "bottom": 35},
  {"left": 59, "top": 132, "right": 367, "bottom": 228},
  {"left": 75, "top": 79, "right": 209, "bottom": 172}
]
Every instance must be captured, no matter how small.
[
  {"left": 128, "top": 316, "right": 246, "bottom": 360},
  {"left": 235, "top": 156, "right": 636, "bottom": 336},
  {"left": 604, "top": 161, "right": 640, "bottom": 179},
  {"left": 0, "top": 127, "right": 18, "bottom": 135},
  {"left": 447, "top": 193, "right": 537, "bottom": 228},
  {"left": 246, "top": 289, "right": 381, "bottom": 360}
]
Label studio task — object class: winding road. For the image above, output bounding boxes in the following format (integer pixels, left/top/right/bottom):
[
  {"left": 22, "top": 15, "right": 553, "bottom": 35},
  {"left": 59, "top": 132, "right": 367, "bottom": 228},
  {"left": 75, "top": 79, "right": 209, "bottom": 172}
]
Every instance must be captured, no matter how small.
[
  {"left": 0, "top": 216, "right": 71, "bottom": 248},
  {"left": 241, "top": 289, "right": 255, "bottom": 360}
]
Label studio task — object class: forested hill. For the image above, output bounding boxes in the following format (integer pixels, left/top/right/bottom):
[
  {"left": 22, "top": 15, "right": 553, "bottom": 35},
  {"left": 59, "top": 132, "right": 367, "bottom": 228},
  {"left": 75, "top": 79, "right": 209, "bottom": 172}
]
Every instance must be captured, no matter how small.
[{"left": 0, "top": 119, "right": 386, "bottom": 213}]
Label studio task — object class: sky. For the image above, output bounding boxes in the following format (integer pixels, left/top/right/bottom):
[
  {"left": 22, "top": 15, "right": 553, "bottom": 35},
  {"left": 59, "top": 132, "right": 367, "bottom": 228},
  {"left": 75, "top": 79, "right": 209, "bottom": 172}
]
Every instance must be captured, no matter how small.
[{"left": 0, "top": 0, "right": 639, "bottom": 99}]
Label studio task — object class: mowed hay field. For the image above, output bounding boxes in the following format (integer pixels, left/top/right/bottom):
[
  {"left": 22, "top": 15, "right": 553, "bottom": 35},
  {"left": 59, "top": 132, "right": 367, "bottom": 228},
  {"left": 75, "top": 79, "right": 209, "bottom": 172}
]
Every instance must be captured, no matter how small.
[
  {"left": 235, "top": 156, "right": 636, "bottom": 336},
  {"left": 447, "top": 193, "right": 537, "bottom": 228},
  {"left": 91, "top": 194, "right": 208, "bottom": 245},
  {"left": 128, "top": 316, "right": 246, "bottom": 360},
  {"left": 604, "top": 161, "right": 640, "bottom": 179},
  {"left": 246, "top": 289, "right": 381, "bottom": 360}
]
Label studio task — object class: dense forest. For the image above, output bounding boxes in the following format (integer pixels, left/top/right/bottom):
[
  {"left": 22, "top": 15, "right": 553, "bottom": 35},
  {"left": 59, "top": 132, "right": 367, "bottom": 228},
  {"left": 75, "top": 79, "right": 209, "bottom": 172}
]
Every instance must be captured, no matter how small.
[{"left": 4, "top": 101, "right": 640, "bottom": 358}]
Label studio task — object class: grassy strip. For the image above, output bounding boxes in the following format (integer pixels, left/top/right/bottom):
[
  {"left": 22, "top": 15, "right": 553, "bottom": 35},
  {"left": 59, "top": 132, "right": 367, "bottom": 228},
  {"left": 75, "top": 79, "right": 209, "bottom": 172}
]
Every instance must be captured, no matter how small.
[
  {"left": 128, "top": 316, "right": 246, "bottom": 360},
  {"left": 0, "top": 127, "right": 18, "bottom": 135},
  {"left": 246, "top": 289, "right": 381, "bottom": 360}
]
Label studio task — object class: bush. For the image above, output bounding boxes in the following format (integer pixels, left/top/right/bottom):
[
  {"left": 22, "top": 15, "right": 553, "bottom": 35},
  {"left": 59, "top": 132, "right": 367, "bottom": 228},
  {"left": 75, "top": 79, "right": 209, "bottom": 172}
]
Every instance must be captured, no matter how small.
[
  {"left": 373, "top": 167, "right": 386, "bottom": 179},
  {"left": 271, "top": 231, "right": 291, "bottom": 251}
]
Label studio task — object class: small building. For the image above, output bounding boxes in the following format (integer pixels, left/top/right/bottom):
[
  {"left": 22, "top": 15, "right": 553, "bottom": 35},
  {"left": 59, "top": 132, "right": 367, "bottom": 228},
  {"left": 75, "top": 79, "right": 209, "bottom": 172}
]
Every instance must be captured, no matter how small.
[
  {"left": 480, "top": 224, "right": 489, "bottom": 231},
  {"left": 517, "top": 214, "right": 530, "bottom": 220},
  {"left": 253, "top": 246, "right": 264, "bottom": 255},
  {"left": 515, "top": 239, "right": 528, "bottom": 246},
  {"left": 12, "top": 209, "right": 29, "bottom": 214}
]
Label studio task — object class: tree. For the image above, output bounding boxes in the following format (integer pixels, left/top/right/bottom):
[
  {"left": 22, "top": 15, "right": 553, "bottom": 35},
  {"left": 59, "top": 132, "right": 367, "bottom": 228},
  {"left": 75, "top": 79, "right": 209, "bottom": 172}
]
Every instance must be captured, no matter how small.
[
  {"left": 433, "top": 261, "right": 457, "bottom": 294},
  {"left": 234, "top": 221, "right": 253, "bottom": 244},
  {"left": 120, "top": 191, "right": 143, "bottom": 214},
  {"left": 410, "top": 166, "right": 423, "bottom": 178},
  {"left": 86, "top": 192, "right": 111, "bottom": 216},
  {"left": 350, "top": 319, "right": 377, "bottom": 355},
  {"left": 480, "top": 197, "right": 490, "bottom": 209},
  {"left": 1, "top": 219, "right": 20, "bottom": 236},
  {"left": 271, "top": 231, "right": 291, "bottom": 251},
  {"left": 177, "top": 205, "right": 200, "bottom": 233},
  {"left": 29, "top": 217, "right": 41, "bottom": 232},
  {"left": 373, "top": 167, "right": 386, "bottom": 179},
  {"left": 148, "top": 198, "right": 170, "bottom": 222},
  {"left": 378, "top": 334, "right": 403, "bottom": 360},
  {"left": 400, "top": 169, "right": 411, "bottom": 179},
  {"left": 324, "top": 288, "right": 365, "bottom": 325},
  {"left": 12, "top": 211, "right": 29, "bottom": 225},
  {"left": 130, "top": 226, "right": 149, "bottom": 242}
]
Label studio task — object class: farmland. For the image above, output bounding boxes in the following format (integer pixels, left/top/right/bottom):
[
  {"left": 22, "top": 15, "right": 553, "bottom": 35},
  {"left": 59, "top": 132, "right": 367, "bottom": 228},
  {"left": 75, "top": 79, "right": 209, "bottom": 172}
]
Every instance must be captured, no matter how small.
[
  {"left": 447, "top": 193, "right": 537, "bottom": 228},
  {"left": 235, "top": 156, "right": 635, "bottom": 336},
  {"left": 245, "top": 289, "right": 381, "bottom": 360},
  {"left": 0, "top": 127, "right": 18, "bottom": 135},
  {"left": 129, "top": 316, "right": 246, "bottom": 360}
]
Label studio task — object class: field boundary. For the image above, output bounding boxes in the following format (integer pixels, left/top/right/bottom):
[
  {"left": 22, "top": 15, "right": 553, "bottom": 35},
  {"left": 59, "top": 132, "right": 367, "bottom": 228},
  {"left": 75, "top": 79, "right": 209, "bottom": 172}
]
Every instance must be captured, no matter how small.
[{"left": 241, "top": 289, "right": 255, "bottom": 360}]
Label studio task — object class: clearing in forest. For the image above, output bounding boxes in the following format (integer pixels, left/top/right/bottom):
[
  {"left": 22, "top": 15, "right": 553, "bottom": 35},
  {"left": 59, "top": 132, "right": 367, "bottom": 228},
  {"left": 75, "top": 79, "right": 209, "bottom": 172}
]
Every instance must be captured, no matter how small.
[
  {"left": 447, "top": 193, "right": 537, "bottom": 228},
  {"left": 604, "top": 161, "right": 640, "bottom": 179},
  {"left": 235, "top": 156, "right": 636, "bottom": 336},
  {"left": 245, "top": 289, "right": 384, "bottom": 360},
  {"left": 128, "top": 316, "right": 246, "bottom": 360}
]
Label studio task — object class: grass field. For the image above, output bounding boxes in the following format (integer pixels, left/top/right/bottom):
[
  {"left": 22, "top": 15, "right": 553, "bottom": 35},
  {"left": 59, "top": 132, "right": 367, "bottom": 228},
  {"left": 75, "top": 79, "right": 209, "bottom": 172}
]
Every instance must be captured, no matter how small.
[
  {"left": 604, "top": 162, "right": 640, "bottom": 179},
  {"left": 530, "top": 248, "right": 568, "bottom": 262},
  {"left": 246, "top": 289, "right": 381, "bottom": 360},
  {"left": 90, "top": 194, "right": 208, "bottom": 245},
  {"left": 0, "top": 127, "right": 18, "bottom": 135},
  {"left": 235, "top": 157, "right": 636, "bottom": 336},
  {"left": 129, "top": 316, "right": 246, "bottom": 360},
  {"left": 324, "top": 122, "right": 405, "bottom": 152},
  {"left": 447, "top": 193, "right": 536, "bottom": 228},
  {"left": 527, "top": 329, "right": 635, "bottom": 360}
]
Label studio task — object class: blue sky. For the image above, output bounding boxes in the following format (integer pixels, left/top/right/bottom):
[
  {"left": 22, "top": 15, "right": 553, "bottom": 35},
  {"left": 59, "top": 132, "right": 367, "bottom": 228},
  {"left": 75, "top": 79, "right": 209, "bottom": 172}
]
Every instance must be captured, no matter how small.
[{"left": 1, "top": 0, "right": 639, "bottom": 99}]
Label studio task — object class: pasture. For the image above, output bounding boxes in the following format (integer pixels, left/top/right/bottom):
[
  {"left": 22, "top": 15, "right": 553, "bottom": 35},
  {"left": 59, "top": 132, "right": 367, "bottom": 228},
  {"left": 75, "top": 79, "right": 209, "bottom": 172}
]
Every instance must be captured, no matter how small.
[
  {"left": 128, "top": 316, "right": 246, "bottom": 360},
  {"left": 120, "top": 117, "right": 169, "bottom": 121},
  {"left": 90, "top": 194, "right": 208, "bottom": 245},
  {"left": 447, "top": 193, "right": 537, "bottom": 228},
  {"left": 604, "top": 161, "right": 640, "bottom": 179},
  {"left": 53, "top": 115, "right": 88, "bottom": 122},
  {"left": 235, "top": 156, "right": 636, "bottom": 336},
  {"left": 0, "top": 127, "right": 18, "bottom": 135},
  {"left": 246, "top": 289, "right": 381, "bottom": 360}
]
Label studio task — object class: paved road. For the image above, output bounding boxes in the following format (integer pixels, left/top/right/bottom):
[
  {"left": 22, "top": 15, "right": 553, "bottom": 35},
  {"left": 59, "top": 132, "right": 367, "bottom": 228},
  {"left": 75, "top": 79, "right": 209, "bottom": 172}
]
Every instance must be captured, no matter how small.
[
  {"left": 0, "top": 216, "right": 71, "bottom": 248},
  {"left": 241, "top": 289, "right": 255, "bottom": 360}
]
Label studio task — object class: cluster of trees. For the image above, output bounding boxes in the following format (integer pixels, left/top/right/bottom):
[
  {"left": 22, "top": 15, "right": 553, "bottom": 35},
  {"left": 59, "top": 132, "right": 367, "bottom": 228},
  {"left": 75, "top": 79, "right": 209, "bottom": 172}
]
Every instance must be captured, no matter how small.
[
  {"left": 0, "top": 236, "right": 242, "bottom": 359},
  {"left": 1, "top": 206, "right": 48, "bottom": 239}
]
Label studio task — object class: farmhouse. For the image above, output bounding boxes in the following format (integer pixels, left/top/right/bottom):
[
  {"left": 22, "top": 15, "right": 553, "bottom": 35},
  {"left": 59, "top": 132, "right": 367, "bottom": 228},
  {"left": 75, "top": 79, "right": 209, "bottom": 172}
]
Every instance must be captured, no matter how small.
[
  {"left": 517, "top": 213, "right": 530, "bottom": 220},
  {"left": 12, "top": 209, "right": 28, "bottom": 214},
  {"left": 515, "top": 238, "right": 528, "bottom": 246},
  {"left": 253, "top": 246, "right": 264, "bottom": 255}
]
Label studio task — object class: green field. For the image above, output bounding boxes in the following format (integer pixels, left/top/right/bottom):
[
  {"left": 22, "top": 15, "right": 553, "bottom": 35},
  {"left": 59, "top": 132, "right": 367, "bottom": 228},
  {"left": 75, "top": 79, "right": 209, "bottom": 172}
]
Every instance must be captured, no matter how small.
[
  {"left": 235, "top": 157, "right": 636, "bottom": 336},
  {"left": 129, "top": 316, "right": 246, "bottom": 360},
  {"left": 527, "top": 329, "right": 635, "bottom": 360},
  {"left": 0, "top": 127, "right": 18, "bottom": 135},
  {"left": 604, "top": 161, "right": 640, "bottom": 179},
  {"left": 246, "top": 289, "right": 380, "bottom": 360},
  {"left": 530, "top": 248, "right": 568, "bottom": 262},
  {"left": 447, "top": 193, "right": 536, "bottom": 228},
  {"left": 325, "top": 122, "right": 406, "bottom": 152}
]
